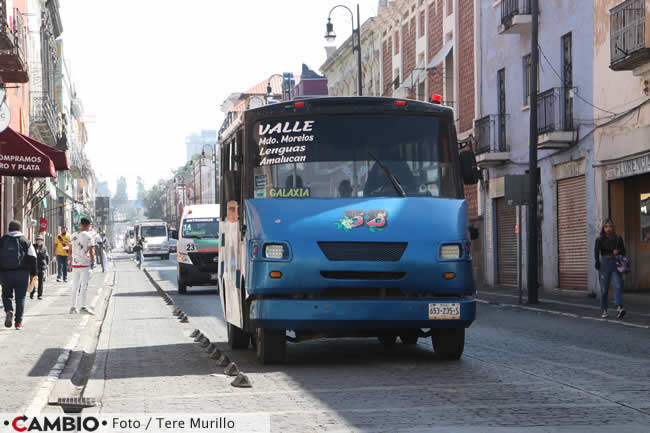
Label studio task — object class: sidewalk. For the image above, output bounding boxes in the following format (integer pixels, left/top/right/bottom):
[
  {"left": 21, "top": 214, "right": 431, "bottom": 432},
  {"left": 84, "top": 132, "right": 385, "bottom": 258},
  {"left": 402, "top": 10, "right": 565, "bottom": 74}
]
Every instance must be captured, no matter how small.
[
  {"left": 477, "top": 286, "right": 650, "bottom": 329},
  {"left": 0, "top": 267, "right": 113, "bottom": 414}
]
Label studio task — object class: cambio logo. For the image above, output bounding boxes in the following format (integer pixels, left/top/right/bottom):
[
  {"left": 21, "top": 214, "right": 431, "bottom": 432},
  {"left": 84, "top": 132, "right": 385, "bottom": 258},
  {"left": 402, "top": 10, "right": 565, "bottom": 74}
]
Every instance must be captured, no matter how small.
[{"left": 5, "top": 416, "right": 102, "bottom": 432}]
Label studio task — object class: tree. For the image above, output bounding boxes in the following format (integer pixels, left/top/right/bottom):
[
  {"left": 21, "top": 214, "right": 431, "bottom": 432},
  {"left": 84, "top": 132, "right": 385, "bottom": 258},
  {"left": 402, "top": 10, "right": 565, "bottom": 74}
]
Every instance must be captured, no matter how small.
[
  {"left": 143, "top": 180, "right": 167, "bottom": 220},
  {"left": 113, "top": 177, "right": 128, "bottom": 204}
]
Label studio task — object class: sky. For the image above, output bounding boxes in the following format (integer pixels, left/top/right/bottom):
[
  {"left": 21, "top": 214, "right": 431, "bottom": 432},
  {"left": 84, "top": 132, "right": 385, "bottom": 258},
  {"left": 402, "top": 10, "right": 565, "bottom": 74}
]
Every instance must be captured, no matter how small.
[{"left": 59, "top": 0, "right": 379, "bottom": 198}]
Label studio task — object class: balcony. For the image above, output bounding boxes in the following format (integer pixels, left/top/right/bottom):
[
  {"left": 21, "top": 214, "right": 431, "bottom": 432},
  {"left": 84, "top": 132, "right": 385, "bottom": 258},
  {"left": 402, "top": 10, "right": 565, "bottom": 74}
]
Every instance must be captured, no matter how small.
[
  {"left": 499, "top": 0, "right": 531, "bottom": 35},
  {"left": 610, "top": 0, "right": 650, "bottom": 74},
  {"left": 0, "top": 2, "right": 27, "bottom": 83},
  {"left": 537, "top": 88, "right": 577, "bottom": 149},
  {"left": 30, "top": 92, "right": 58, "bottom": 146},
  {"left": 474, "top": 114, "right": 510, "bottom": 167}
]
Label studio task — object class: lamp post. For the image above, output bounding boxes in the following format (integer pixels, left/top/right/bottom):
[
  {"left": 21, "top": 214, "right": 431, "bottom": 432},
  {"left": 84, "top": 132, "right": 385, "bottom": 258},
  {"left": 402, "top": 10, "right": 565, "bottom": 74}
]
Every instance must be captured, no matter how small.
[
  {"left": 325, "top": 4, "right": 362, "bottom": 96},
  {"left": 265, "top": 74, "right": 285, "bottom": 103}
]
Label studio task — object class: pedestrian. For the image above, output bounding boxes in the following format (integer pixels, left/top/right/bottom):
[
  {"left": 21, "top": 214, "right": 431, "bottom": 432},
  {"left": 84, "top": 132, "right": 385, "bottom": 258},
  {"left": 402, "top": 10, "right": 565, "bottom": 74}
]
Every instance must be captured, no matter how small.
[
  {"left": 68, "top": 217, "right": 95, "bottom": 314},
  {"left": 133, "top": 237, "right": 144, "bottom": 269},
  {"left": 595, "top": 218, "right": 626, "bottom": 319},
  {"left": 54, "top": 226, "right": 71, "bottom": 282},
  {"left": 31, "top": 235, "right": 49, "bottom": 300},
  {"left": 0, "top": 220, "right": 37, "bottom": 330}
]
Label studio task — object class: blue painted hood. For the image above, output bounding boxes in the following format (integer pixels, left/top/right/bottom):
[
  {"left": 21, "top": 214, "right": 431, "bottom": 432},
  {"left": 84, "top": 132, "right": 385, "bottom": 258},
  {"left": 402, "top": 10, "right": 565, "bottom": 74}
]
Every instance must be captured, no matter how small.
[{"left": 245, "top": 197, "right": 468, "bottom": 242}]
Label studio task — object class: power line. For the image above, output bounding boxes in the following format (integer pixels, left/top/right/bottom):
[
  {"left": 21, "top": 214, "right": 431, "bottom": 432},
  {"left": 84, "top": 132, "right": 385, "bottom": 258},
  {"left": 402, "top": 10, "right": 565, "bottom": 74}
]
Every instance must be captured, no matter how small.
[{"left": 537, "top": 44, "right": 618, "bottom": 117}]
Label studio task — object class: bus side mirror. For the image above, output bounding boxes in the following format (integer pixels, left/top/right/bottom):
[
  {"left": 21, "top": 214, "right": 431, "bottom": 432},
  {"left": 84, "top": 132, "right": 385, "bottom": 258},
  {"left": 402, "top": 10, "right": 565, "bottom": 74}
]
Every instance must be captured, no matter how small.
[
  {"left": 469, "top": 225, "right": 479, "bottom": 240},
  {"left": 459, "top": 150, "right": 479, "bottom": 185}
]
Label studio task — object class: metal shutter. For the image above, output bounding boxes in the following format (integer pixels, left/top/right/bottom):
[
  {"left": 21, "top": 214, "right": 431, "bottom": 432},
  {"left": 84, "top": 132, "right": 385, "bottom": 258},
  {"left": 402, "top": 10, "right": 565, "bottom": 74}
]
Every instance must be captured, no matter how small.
[
  {"left": 557, "top": 175, "right": 588, "bottom": 290},
  {"left": 496, "top": 197, "right": 517, "bottom": 287}
]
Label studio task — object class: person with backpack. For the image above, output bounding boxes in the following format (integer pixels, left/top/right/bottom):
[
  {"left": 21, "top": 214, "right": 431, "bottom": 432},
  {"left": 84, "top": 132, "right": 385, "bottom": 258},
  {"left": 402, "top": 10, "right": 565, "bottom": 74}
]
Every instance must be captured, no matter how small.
[
  {"left": 0, "top": 221, "right": 37, "bottom": 329},
  {"left": 595, "top": 218, "right": 627, "bottom": 319},
  {"left": 30, "top": 235, "right": 49, "bottom": 300}
]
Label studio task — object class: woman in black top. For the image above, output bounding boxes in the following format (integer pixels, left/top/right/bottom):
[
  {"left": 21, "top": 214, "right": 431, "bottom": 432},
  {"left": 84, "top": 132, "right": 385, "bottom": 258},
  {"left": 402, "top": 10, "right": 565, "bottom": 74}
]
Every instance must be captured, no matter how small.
[{"left": 594, "top": 219, "right": 626, "bottom": 319}]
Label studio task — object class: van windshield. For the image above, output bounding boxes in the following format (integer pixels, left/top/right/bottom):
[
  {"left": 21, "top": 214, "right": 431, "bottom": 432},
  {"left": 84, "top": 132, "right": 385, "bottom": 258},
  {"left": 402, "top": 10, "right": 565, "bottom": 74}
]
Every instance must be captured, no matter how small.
[
  {"left": 141, "top": 226, "right": 166, "bottom": 237},
  {"left": 182, "top": 218, "right": 219, "bottom": 239}
]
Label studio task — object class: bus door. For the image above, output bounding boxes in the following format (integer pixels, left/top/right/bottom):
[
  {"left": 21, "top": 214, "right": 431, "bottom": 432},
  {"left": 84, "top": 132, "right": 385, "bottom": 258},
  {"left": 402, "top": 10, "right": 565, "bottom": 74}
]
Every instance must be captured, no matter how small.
[{"left": 219, "top": 130, "right": 245, "bottom": 328}]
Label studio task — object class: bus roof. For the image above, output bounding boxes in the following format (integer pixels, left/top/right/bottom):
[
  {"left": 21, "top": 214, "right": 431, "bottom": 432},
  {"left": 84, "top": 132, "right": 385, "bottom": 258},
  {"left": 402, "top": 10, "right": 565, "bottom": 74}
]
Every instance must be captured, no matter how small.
[{"left": 182, "top": 204, "right": 220, "bottom": 219}]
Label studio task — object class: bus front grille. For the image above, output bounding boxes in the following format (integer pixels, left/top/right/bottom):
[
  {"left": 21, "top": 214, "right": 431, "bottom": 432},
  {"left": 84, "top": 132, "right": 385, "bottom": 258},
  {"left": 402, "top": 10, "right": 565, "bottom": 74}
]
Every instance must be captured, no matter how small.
[
  {"left": 320, "top": 271, "right": 406, "bottom": 280},
  {"left": 317, "top": 242, "right": 407, "bottom": 262}
]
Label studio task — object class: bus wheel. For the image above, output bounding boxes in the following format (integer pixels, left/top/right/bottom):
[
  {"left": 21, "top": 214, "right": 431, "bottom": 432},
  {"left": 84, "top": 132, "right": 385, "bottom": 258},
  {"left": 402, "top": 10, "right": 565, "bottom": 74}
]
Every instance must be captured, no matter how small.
[
  {"left": 256, "top": 328, "right": 286, "bottom": 364},
  {"left": 178, "top": 281, "right": 187, "bottom": 295},
  {"left": 432, "top": 328, "right": 465, "bottom": 360},
  {"left": 228, "top": 323, "right": 249, "bottom": 349},
  {"left": 378, "top": 335, "right": 397, "bottom": 347},
  {"left": 400, "top": 334, "right": 418, "bottom": 345}
]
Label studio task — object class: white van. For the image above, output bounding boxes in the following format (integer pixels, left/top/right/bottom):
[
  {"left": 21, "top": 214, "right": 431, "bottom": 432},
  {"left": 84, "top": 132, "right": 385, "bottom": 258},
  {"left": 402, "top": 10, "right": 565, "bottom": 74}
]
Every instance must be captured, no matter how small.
[
  {"left": 173, "top": 204, "right": 220, "bottom": 294},
  {"left": 135, "top": 220, "right": 169, "bottom": 260}
]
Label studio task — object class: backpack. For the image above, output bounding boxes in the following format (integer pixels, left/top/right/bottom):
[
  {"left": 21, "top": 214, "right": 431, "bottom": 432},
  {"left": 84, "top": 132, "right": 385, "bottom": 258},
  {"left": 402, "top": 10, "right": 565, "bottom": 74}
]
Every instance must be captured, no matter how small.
[{"left": 0, "top": 236, "right": 26, "bottom": 270}]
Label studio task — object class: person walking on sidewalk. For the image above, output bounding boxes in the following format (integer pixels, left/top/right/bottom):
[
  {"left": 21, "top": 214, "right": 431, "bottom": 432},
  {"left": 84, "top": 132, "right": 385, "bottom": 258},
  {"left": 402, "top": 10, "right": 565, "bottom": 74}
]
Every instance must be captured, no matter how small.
[
  {"left": 68, "top": 217, "right": 95, "bottom": 315},
  {"left": 30, "top": 236, "right": 49, "bottom": 300},
  {"left": 0, "top": 221, "right": 37, "bottom": 330},
  {"left": 54, "top": 227, "right": 71, "bottom": 282},
  {"left": 133, "top": 237, "right": 144, "bottom": 269},
  {"left": 595, "top": 218, "right": 626, "bottom": 319}
]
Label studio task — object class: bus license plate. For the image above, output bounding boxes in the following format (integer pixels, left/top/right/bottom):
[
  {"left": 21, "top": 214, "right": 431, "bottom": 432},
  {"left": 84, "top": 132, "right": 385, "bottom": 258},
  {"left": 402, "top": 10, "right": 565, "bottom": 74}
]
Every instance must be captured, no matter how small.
[
  {"left": 210, "top": 273, "right": 218, "bottom": 280},
  {"left": 428, "top": 303, "right": 460, "bottom": 319}
]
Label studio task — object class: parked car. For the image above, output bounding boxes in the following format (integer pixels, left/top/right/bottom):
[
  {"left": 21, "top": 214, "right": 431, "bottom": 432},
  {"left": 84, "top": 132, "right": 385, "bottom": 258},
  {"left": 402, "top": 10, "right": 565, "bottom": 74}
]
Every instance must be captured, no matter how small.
[{"left": 169, "top": 238, "right": 177, "bottom": 253}]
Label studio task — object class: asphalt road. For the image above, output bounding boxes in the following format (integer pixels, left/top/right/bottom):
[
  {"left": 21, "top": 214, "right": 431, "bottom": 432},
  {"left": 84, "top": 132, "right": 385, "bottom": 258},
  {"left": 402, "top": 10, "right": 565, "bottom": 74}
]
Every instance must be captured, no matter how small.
[{"left": 86, "top": 254, "right": 650, "bottom": 432}]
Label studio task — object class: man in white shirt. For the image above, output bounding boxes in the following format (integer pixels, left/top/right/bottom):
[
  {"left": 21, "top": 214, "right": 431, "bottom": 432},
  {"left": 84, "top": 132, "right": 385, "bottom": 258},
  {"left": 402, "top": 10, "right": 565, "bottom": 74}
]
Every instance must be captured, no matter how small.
[{"left": 68, "top": 217, "right": 95, "bottom": 314}]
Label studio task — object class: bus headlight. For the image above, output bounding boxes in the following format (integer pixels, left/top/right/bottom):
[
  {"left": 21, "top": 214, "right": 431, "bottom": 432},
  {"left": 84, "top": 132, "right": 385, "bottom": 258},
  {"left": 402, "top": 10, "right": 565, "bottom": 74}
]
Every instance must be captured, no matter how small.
[
  {"left": 440, "top": 244, "right": 462, "bottom": 260},
  {"left": 263, "top": 243, "right": 289, "bottom": 260},
  {"left": 178, "top": 253, "right": 192, "bottom": 265}
]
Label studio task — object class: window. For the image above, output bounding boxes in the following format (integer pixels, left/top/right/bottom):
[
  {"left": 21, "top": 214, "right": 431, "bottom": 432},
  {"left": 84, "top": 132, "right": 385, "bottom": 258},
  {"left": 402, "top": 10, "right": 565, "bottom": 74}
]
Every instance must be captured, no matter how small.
[
  {"left": 447, "top": 0, "right": 453, "bottom": 16},
  {"left": 522, "top": 52, "right": 540, "bottom": 106},
  {"left": 497, "top": 68, "right": 506, "bottom": 148},
  {"left": 394, "top": 68, "right": 400, "bottom": 89},
  {"left": 419, "top": 10, "right": 425, "bottom": 38},
  {"left": 642, "top": 193, "right": 650, "bottom": 241},
  {"left": 562, "top": 32, "right": 573, "bottom": 129},
  {"left": 394, "top": 31, "right": 400, "bottom": 54},
  {"left": 418, "top": 80, "right": 425, "bottom": 101}
]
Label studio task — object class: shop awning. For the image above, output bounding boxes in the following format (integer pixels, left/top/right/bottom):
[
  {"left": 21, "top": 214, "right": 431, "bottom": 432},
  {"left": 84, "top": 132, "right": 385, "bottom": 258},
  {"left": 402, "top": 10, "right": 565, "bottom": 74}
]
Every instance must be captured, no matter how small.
[
  {"left": 19, "top": 132, "right": 69, "bottom": 171},
  {"left": 0, "top": 128, "right": 56, "bottom": 177}
]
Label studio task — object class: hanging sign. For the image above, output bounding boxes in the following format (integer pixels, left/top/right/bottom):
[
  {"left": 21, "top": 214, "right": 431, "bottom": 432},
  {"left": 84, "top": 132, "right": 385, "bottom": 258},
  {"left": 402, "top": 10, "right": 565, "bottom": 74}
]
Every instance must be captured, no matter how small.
[{"left": 39, "top": 217, "right": 48, "bottom": 233}]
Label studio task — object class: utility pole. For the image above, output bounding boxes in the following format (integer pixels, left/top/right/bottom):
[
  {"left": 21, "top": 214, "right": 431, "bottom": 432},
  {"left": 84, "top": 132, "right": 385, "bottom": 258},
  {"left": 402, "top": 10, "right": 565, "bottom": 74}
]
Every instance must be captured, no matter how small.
[
  {"left": 356, "top": 4, "right": 362, "bottom": 96},
  {"left": 527, "top": 0, "right": 539, "bottom": 304}
]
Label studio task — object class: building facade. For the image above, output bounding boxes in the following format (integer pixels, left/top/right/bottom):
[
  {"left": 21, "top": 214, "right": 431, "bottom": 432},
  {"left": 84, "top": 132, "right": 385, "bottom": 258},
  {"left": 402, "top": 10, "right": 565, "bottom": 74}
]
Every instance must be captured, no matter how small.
[{"left": 594, "top": 0, "right": 650, "bottom": 292}]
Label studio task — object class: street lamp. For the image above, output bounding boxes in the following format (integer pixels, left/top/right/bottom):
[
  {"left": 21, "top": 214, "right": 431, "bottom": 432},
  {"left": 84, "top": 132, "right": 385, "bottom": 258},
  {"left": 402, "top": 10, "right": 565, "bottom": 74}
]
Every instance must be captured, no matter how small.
[
  {"left": 265, "top": 73, "right": 285, "bottom": 102},
  {"left": 325, "top": 4, "right": 363, "bottom": 96}
]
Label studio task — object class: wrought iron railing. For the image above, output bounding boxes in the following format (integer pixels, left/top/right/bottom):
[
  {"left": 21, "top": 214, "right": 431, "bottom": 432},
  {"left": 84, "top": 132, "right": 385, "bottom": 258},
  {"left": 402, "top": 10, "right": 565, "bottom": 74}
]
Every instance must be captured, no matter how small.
[
  {"left": 0, "top": 1, "right": 25, "bottom": 58},
  {"left": 474, "top": 114, "right": 508, "bottom": 155},
  {"left": 610, "top": 0, "right": 646, "bottom": 64},
  {"left": 501, "top": 0, "right": 531, "bottom": 24},
  {"left": 30, "top": 91, "right": 57, "bottom": 140},
  {"left": 537, "top": 88, "right": 574, "bottom": 135}
]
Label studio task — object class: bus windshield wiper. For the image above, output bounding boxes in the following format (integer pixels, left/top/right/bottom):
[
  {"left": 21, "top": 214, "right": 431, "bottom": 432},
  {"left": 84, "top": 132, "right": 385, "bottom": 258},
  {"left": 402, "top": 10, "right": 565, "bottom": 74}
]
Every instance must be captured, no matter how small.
[{"left": 368, "top": 152, "right": 406, "bottom": 197}]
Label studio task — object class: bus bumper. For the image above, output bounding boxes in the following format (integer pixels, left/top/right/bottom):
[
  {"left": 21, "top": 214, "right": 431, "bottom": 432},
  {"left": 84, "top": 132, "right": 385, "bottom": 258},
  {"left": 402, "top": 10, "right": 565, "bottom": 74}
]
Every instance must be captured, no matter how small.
[{"left": 249, "top": 297, "right": 476, "bottom": 330}]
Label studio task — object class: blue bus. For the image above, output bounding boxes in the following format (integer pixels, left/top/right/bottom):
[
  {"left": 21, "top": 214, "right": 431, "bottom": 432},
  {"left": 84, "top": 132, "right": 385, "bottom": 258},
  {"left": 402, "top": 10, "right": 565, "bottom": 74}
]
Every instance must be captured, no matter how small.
[{"left": 218, "top": 97, "right": 480, "bottom": 364}]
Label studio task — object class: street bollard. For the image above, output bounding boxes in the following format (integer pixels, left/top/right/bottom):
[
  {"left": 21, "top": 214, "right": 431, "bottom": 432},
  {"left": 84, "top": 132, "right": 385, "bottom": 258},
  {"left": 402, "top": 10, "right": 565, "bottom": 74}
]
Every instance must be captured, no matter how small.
[
  {"left": 216, "top": 354, "right": 230, "bottom": 367},
  {"left": 206, "top": 343, "right": 216, "bottom": 353},
  {"left": 209, "top": 348, "right": 222, "bottom": 359},
  {"left": 190, "top": 329, "right": 201, "bottom": 338},
  {"left": 223, "top": 362, "right": 240, "bottom": 377},
  {"left": 193, "top": 332, "right": 204, "bottom": 343},
  {"left": 200, "top": 338, "right": 210, "bottom": 348},
  {"left": 180, "top": 315, "right": 189, "bottom": 323},
  {"left": 231, "top": 373, "right": 252, "bottom": 388}
]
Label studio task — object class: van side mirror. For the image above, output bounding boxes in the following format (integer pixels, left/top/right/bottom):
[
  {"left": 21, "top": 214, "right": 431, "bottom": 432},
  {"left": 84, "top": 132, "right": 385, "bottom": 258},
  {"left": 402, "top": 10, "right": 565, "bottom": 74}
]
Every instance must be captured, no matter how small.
[
  {"left": 469, "top": 225, "right": 479, "bottom": 240},
  {"left": 170, "top": 229, "right": 178, "bottom": 240},
  {"left": 459, "top": 150, "right": 479, "bottom": 185}
]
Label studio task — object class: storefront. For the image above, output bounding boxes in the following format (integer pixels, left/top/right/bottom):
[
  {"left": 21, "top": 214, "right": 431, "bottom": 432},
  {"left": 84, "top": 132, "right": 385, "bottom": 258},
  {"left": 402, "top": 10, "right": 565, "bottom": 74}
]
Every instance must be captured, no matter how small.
[{"left": 606, "top": 154, "right": 650, "bottom": 292}]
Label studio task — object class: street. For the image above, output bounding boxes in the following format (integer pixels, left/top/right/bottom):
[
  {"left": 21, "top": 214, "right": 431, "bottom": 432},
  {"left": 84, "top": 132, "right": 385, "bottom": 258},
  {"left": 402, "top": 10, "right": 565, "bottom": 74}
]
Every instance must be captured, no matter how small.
[{"left": 2, "top": 253, "right": 642, "bottom": 432}]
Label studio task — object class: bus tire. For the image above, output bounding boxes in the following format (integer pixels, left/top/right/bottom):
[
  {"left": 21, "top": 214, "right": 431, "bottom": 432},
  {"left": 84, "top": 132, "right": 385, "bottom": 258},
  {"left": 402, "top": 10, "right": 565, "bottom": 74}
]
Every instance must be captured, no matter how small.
[
  {"left": 178, "top": 281, "right": 187, "bottom": 295},
  {"left": 432, "top": 328, "right": 465, "bottom": 360},
  {"left": 400, "top": 334, "right": 418, "bottom": 345},
  {"left": 256, "top": 328, "right": 286, "bottom": 364},
  {"left": 228, "top": 323, "right": 249, "bottom": 349}
]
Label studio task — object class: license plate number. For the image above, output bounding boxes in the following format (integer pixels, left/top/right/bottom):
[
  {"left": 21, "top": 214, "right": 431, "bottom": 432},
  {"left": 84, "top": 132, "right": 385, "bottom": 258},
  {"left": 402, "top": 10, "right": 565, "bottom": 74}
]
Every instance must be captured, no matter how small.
[
  {"left": 428, "top": 303, "right": 460, "bottom": 319},
  {"left": 210, "top": 273, "right": 218, "bottom": 280}
]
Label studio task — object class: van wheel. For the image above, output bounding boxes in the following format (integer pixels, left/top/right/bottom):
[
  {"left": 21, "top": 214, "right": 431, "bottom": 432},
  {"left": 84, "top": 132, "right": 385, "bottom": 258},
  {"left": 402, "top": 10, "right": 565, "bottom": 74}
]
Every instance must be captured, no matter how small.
[
  {"left": 432, "top": 328, "right": 465, "bottom": 360},
  {"left": 400, "top": 334, "right": 419, "bottom": 345},
  {"left": 378, "top": 335, "right": 397, "bottom": 347},
  {"left": 178, "top": 281, "right": 187, "bottom": 295},
  {"left": 228, "top": 323, "right": 250, "bottom": 349},
  {"left": 256, "top": 328, "right": 286, "bottom": 364}
]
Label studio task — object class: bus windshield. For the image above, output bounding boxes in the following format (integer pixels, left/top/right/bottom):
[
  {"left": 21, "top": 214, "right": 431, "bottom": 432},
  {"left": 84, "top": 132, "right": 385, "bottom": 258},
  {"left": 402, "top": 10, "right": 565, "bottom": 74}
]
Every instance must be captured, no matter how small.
[
  {"left": 141, "top": 225, "right": 166, "bottom": 238},
  {"left": 249, "top": 114, "right": 456, "bottom": 199},
  {"left": 182, "top": 218, "right": 219, "bottom": 239}
]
